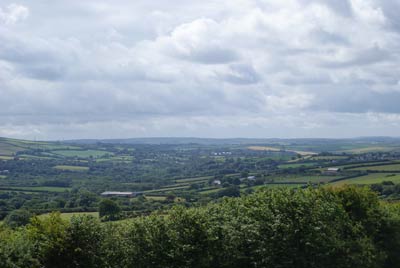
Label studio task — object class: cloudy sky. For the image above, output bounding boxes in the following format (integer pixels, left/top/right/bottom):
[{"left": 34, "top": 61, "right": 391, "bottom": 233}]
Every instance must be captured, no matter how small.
[{"left": 1, "top": 0, "right": 400, "bottom": 140}]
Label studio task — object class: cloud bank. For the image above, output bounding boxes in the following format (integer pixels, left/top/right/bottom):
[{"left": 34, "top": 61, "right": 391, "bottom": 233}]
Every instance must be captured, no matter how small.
[{"left": 1, "top": 0, "right": 400, "bottom": 139}]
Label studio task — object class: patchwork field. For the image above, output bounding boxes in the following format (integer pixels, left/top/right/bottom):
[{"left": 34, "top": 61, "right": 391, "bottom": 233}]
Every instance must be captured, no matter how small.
[
  {"left": 176, "top": 176, "right": 212, "bottom": 183},
  {"left": 269, "top": 174, "right": 341, "bottom": 183},
  {"left": 349, "top": 163, "right": 400, "bottom": 172},
  {"left": 52, "top": 150, "right": 112, "bottom": 158},
  {"left": 333, "top": 173, "right": 400, "bottom": 185},
  {"left": 247, "top": 146, "right": 317, "bottom": 156}
]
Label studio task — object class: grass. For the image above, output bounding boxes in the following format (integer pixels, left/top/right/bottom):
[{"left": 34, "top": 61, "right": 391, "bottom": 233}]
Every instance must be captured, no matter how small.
[
  {"left": 349, "top": 163, "right": 400, "bottom": 172},
  {"left": 341, "top": 146, "right": 400, "bottom": 154},
  {"left": 269, "top": 174, "right": 341, "bottom": 183},
  {"left": 143, "top": 185, "right": 189, "bottom": 193},
  {"left": 0, "top": 155, "right": 14, "bottom": 160},
  {"left": 313, "top": 161, "right": 394, "bottom": 171},
  {"left": 247, "top": 146, "right": 317, "bottom": 156},
  {"left": 247, "top": 146, "right": 282, "bottom": 151},
  {"left": 0, "top": 175, "right": 6, "bottom": 179},
  {"left": 1, "top": 186, "right": 71, "bottom": 193},
  {"left": 251, "top": 184, "right": 305, "bottom": 190},
  {"left": 278, "top": 163, "right": 316, "bottom": 169},
  {"left": 310, "top": 156, "right": 348, "bottom": 160},
  {"left": 176, "top": 176, "right": 212, "bottom": 183},
  {"left": 145, "top": 195, "right": 166, "bottom": 201},
  {"left": 0, "top": 143, "right": 24, "bottom": 155},
  {"left": 54, "top": 165, "right": 89, "bottom": 171},
  {"left": 38, "top": 212, "right": 99, "bottom": 220},
  {"left": 52, "top": 150, "right": 112, "bottom": 158},
  {"left": 332, "top": 173, "right": 400, "bottom": 185}
]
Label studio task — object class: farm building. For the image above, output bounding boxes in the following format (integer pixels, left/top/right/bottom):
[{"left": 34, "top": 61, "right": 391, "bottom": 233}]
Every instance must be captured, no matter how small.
[
  {"left": 101, "top": 191, "right": 143, "bottom": 197},
  {"left": 212, "top": 179, "right": 222, "bottom": 186},
  {"left": 247, "top": 176, "right": 256, "bottom": 180},
  {"left": 323, "top": 167, "right": 341, "bottom": 175}
]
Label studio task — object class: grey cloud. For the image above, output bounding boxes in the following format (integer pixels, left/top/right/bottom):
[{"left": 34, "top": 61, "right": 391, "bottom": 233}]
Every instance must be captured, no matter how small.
[
  {"left": 1, "top": 0, "right": 400, "bottom": 139},
  {"left": 187, "top": 47, "right": 238, "bottom": 64},
  {"left": 320, "top": 46, "right": 392, "bottom": 68},
  {"left": 218, "top": 64, "right": 260, "bottom": 85}
]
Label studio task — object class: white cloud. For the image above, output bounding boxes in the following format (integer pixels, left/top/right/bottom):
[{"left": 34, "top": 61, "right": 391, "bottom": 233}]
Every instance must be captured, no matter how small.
[
  {"left": 0, "top": 0, "right": 400, "bottom": 139},
  {"left": 0, "top": 4, "right": 29, "bottom": 25}
]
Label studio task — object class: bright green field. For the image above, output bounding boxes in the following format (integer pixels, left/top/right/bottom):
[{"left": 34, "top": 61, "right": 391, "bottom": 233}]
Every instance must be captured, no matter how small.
[
  {"left": 0, "top": 155, "right": 14, "bottom": 160},
  {"left": 278, "top": 163, "right": 316, "bottom": 169},
  {"left": 145, "top": 195, "right": 166, "bottom": 201},
  {"left": 2, "top": 186, "right": 71, "bottom": 193},
  {"left": 143, "top": 185, "right": 189, "bottom": 193},
  {"left": 269, "top": 174, "right": 341, "bottom": 183},
  {"left": 54, "top": 165, "right": 89, "bottom": 171},
  {"left": 341, "top": 146, "right": 400, "bottom": 154},
  {"left": 310, "top": 156, "right": 348, "bottom": 160},
  {"left": 252, "top": 184, "right": 305, "bottom": 190},
  {"left": 38, "top": 212, "right": 99, "bottom": 220},
  {"left": 52, "top": 150, "right": 112, "bottom": 158},
  {"left": 349, "top": 163, "right": 400, "bottom": 172},
  {"left": 176, "top": 176, "right": 212, "bottom": 183},
  {"left": 333, "top": 173, "right": 400, "bottom": 185}
]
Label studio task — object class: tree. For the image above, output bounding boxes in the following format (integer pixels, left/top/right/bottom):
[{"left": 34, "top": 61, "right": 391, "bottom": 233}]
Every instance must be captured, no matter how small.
[
  {"left": 99, "top": 199, "right": 121, "bottom": 221},
  {"left": 4, "top": 209, "right": 32, "bottom": 228}
]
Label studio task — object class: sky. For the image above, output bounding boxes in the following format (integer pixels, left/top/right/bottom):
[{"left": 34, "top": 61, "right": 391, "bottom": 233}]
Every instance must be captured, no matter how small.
[{"left": 1, "top": 0, "right": 400, "bottom": 140}]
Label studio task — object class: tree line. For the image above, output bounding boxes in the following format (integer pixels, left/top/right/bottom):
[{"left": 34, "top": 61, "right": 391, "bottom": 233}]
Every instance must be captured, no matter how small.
[{"left": 1, "top": 186, "right": 400, "bottom": 268}]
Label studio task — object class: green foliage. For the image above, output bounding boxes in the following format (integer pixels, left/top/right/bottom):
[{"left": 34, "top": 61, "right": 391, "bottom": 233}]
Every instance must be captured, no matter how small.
[
  {"left": 1, "top": 186, "right": 400, "bottom": 268},
  {"left": 4, "top": 209, "right": 33, "bottom": 228},
  {"left": 99, "top": 199, "right": 121, "bottom": 220}
]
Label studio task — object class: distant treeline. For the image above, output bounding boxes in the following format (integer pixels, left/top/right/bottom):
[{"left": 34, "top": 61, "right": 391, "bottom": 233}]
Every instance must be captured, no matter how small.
[{"left": 1, "top": 186, "right": 400, "bottom": 268}]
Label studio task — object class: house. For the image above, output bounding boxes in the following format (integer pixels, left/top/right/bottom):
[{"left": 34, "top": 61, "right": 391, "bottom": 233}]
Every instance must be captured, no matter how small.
[
  {"left": 101, "top": 191, "right": 142, "bottom": 197},
  {"left": 247, "top": 176, "right": 256, "bottom": 180},
  {"left": 323, "top": 167, "right": 341, "bottom": 175},
  {"left": 212, "top": 180, "right": 222, "bottom": 186}
]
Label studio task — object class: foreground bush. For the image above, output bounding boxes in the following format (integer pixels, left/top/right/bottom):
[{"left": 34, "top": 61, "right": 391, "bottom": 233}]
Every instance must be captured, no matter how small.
[{"left": 0, "top": 186, "right": 400, "bottom": 268}]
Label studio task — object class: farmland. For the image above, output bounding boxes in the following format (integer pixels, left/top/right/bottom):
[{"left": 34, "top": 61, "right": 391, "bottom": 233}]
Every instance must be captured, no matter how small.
[
  {"left": 54, "top": 165, "right": 89, "bottom": 171},
  {"left": 2, "top": 137, "right": 400, "bottom": 221},
  {"left": 333, "top": 173, "right": 400, "bottom": 185}
]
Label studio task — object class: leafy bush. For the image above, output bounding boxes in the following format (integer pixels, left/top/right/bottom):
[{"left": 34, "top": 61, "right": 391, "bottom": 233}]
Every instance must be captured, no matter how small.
[{"left": 0, "top": 186, "right": 400, "bottom": 268}]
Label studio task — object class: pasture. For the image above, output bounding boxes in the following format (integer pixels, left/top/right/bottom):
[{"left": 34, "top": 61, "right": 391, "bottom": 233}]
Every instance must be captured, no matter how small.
[
  {"left": 1, "top": 186, "right": 71, "bottom": 193},
  {"left": 38, "top": 212, "right": 99, "bottom": 220},
  {"left": 278, "top": 163, "right": 316, "bottom": 169},
  {"left": 349, "top": 163, "right": 400, "bottom": 172},
  {"left": 333, "top": 173, "right": 400, "bottom": 185},
  {"left": 269, "top": 174, "right": 341, "bottom": 183},
  {"left": 52, "top": 150, "right": 112, "bottom": 158},
  {"left": 54, "top": 165, "right": 89, "bottom": 171}
]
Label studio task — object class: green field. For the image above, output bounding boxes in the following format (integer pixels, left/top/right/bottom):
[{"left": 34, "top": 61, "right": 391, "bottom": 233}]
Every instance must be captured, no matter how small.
[
  {"left": 349, "top": 163, "right": 400, "bottom": 172},
  {"left": 176, "top": 176, "right": 212, "bottom": 183},
  {"left": 310, "top": 156, "right": 348, "bottom": 160},
  {"left": 0, "top": 155, "right": 14, "bottom": 160},
  {"left": 0, "top": 175, "right": 6, "bottom": 179},
  {"left": 252, "top": 184, "right": 305, "bottom": 189},
  {"left": 38, "top": 212, "right": 99, "bottom": 220},
  {"left": 144, "top": 195, "right": 166, "bottom": 201},
  {"left": 1, "top": 186, "right": 71, "bottom": 193},
  {"left": 269, "top": 174, "right": 341, "bottom": 183},
  {"left": 278, "top": 163, "right": 316, "bottom": 169},
  {"left": 54, "top": 165, "right": 89, "bottom": 171},
  {"left": 52, "top": 150, "right": 112, "bottom": 158},
  {"left": 333, "top": 173, "right": 400, "bottom": 185}
]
